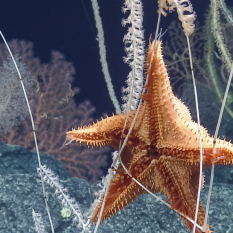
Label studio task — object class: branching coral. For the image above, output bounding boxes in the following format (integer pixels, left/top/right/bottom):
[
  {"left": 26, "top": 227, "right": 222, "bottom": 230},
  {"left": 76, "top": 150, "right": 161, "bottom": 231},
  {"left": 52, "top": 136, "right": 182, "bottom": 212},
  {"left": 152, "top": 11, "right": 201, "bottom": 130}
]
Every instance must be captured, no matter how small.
[{"left": 0, "top": 40, "right": 109, "bottom": 182}]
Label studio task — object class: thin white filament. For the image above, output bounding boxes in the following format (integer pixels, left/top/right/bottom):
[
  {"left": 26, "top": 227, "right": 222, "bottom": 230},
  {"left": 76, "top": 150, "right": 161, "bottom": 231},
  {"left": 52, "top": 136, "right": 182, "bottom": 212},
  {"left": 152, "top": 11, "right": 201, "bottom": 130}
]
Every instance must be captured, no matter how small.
[
  {"left": 94, "top": 169, "right": 113, "bottom": 233},
  {"left": 90, "top": 0, "right": 120, "bottom": 114},
  {"left": 116, "top": 39, "right": 201, "bottom": 230},
  {"left": 203, "top": 60, "right": 233, "bottom": 232},
  {"left": 0, "top": 31, "right": 55, "bottom": 233},
  {"left": 186, "top": 36, "right": 204, "bottom": 233}
]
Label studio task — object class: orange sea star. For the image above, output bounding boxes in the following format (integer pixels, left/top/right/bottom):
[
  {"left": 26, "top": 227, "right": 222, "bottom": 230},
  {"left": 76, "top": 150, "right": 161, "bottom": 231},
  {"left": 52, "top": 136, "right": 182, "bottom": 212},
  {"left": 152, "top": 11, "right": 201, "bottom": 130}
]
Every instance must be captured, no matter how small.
[{"left": 66, "top": 41, "right": 233, "bottom": 233}]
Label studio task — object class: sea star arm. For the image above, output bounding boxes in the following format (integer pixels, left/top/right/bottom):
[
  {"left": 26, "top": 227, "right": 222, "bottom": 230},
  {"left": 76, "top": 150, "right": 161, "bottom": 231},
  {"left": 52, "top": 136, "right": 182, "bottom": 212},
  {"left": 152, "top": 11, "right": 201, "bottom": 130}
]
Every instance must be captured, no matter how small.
[
  {"left": 157, "top": 155, "right": 212, "bottom": 233},
  {"left": 91, "top": 157, "right": 160, "bottom": 224}
]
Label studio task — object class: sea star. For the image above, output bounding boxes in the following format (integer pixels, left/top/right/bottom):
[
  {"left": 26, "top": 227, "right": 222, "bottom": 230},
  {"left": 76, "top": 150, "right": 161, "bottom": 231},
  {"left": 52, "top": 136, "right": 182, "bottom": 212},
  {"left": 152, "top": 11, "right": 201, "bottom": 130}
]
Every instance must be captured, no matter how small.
[{"left": 66, "top": 41, "right": 233, "bottom": 233}]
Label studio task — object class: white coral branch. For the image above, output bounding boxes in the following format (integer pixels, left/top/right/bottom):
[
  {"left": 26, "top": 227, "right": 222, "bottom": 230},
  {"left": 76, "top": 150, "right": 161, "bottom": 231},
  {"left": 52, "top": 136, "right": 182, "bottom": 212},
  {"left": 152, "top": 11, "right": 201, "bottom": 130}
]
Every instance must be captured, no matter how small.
[{"left": 37, "top": 165, "right": 90, "bottom": 231}]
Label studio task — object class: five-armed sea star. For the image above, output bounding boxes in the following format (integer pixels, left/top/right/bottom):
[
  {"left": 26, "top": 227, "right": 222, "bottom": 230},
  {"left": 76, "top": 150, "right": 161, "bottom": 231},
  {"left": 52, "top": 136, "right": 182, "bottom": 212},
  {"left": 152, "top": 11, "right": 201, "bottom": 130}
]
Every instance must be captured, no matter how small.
[{"left": 66, "top": 40, "right": 233, "bottom": 233}]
